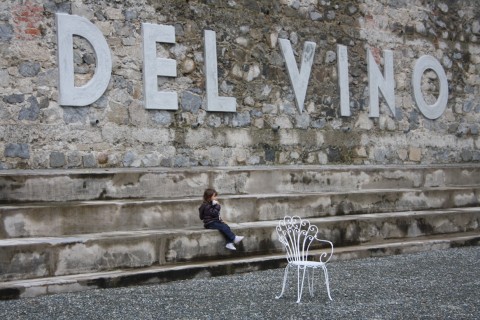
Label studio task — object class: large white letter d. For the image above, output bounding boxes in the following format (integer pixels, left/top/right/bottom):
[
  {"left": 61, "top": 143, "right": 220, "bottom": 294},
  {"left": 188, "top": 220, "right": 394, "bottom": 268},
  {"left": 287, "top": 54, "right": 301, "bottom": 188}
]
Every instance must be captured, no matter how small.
[{"left": 56, "top": 13, "right": 112, "bottom": 106}]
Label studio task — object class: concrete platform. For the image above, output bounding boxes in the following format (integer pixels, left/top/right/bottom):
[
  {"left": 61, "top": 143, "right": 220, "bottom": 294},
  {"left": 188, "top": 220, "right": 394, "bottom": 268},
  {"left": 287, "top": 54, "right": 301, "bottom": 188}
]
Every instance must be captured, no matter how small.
[
  {"left": 0, "top": 233, "right": 478, "bottom": 300},
  {"left": 1, "top": 207, "right": 479, "bottom": 282},
  {"left": 1, "top": 164, "right": 479, "bottom": 300},
  {"left": 2, "top": 164, "right": 480, "bottom": 203},
  {"left": 2, "top": 187, "right": 479, "bottom": 238}
]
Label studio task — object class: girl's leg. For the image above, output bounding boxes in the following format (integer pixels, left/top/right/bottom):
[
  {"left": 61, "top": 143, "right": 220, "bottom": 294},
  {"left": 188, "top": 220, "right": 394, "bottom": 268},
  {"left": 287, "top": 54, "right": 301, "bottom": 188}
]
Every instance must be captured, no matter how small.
[{"left": 206, "top": 221, "right": 235, "bottom": 243}]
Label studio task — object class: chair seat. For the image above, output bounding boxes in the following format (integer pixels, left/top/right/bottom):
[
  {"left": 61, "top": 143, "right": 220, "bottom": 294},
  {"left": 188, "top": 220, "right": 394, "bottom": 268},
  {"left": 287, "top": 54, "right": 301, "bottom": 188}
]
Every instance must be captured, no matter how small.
[{"left": 291, "top": 261, "right": 325, "bottom": 268}]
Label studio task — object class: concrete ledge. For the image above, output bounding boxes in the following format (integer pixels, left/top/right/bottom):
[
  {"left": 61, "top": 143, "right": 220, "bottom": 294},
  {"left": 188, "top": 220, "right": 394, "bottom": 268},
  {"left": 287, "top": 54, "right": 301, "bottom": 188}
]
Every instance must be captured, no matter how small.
[
  {"left": 1, "top": 232, "right": 479, "bottom": 300},
  {"left": 1, "top": 165, "right": 479, "bottom": 299},
  {"left": 1, "top": 208, "right": 479, "bottom": 281},
  {"left": 2, "top": 164, "right": 480, "bottom": 203},
  {"left": 2, "top": 187, "right": 479, "bottom": 237}
]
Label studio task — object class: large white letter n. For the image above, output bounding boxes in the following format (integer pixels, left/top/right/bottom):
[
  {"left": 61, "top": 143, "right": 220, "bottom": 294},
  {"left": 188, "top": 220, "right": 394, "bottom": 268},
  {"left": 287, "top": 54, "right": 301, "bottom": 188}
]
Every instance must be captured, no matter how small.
[{"left": 56, "top": 13, "right": 112, "bottom": 106}]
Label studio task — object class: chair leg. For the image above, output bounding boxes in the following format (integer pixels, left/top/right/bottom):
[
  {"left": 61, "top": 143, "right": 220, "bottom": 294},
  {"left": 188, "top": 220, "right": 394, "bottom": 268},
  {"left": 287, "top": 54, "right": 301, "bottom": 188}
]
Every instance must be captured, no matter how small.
[
  {"left": 275, "top": 265, "right": 290, "bottom": 299},
  {"left": 296, "top": 266, "right": 307, "bottom": 303},
  {"left": 322, "top": 265, "right": 333, "bottom": 301},
  {"left": 307, "top": 268, "right": 315, "bottom": 297}
]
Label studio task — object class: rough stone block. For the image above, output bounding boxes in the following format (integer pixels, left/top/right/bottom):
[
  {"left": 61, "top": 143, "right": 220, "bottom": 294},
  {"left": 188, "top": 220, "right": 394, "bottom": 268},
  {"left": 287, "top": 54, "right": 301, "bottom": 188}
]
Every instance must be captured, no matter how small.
[
  {"left": 49, "top": 152, "right": 66, "bottom": 168},
  {"left": 409, "top": 147, "right": 422, "bottom": 162},
  {"left": 18, "top": 62, "right": 41, "bottom": 77},
  {"left": 18, "top": 96, "right": 40, "bottom": 121},
  {"left": 4, "top": 143, "right": 29, "bottom": 159},
  {"left": 82, "top": 154, "right": 97, "bottom": 168},
  {"left": 3, "top": 94, "right": 25, "bottom": 104}
]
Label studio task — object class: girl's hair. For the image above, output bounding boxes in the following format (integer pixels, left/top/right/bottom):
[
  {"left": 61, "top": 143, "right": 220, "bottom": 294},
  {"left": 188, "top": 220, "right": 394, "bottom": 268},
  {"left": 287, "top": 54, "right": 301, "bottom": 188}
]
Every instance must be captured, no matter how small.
[{"left": 203, "top": 188, "right": 217, "bottom": 202}]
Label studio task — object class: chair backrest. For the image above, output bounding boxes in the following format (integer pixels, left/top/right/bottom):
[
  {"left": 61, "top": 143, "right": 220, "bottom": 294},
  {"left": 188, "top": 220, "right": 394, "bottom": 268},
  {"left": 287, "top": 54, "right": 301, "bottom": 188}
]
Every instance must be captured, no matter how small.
[{"left": 276, "top": 216, "right": 333, "bottom": 264}]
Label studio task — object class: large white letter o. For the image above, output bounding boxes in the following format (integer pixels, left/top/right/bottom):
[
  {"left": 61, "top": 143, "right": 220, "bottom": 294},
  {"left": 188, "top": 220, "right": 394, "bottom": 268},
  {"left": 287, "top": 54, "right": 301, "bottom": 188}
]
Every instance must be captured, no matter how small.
[{"left": 412, "top": 55, "right": 448, "bottom": 119}]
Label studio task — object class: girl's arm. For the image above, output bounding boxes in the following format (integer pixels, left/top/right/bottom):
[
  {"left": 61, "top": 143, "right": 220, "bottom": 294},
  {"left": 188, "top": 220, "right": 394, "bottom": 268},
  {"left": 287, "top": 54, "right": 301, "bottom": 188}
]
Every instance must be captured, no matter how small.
[{"left": 206, "top": 202, "right": 221, "bottom": 217}]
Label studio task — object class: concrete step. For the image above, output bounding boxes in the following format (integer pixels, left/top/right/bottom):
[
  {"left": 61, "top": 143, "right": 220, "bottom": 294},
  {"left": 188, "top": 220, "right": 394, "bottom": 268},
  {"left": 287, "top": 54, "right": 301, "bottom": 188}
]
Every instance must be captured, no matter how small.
[
  {"left": 1, "top": 208, "right": 479, "bottom": 282},
  {"left": 2, "top": 164, "right": 480, "bottom": 203},
  {"left": 2, "top": 187, "right": 479, "bottom": 238},
  {"left": 1, "top": 231, "right": 479, "bottom": 300}
]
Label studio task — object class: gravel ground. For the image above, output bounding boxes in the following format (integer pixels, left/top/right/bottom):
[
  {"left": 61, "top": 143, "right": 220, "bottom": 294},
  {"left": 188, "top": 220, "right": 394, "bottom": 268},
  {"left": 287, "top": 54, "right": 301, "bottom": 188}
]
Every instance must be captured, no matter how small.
[{"left": 1, "top": 246, "right": 479, "bottom": 320}]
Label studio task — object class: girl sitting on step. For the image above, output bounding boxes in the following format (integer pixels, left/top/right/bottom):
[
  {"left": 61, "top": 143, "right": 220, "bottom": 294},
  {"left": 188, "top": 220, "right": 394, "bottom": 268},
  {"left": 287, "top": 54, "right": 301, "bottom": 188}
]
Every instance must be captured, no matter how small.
[{"left": 199, "top": 188, "right": 244, "bottom": 251}]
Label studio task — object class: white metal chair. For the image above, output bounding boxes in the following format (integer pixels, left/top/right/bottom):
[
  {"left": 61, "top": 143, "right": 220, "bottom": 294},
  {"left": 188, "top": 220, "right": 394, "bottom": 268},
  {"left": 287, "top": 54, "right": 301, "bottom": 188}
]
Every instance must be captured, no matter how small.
[{"left": 275, "top": 216, "right": 334, "bottom": 303}]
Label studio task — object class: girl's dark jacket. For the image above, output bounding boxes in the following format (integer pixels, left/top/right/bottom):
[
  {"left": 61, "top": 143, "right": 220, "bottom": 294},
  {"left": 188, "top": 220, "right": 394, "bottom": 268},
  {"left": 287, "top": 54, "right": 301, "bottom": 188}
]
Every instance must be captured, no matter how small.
[{"left": 199, "top": 201, "right": 221, "bottom": 227}]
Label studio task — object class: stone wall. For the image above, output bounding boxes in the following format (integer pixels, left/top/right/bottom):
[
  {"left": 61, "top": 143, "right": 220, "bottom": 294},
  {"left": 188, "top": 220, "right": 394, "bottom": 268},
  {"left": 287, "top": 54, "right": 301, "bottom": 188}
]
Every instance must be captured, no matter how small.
[{"left": 1, "top": 0, "right": 480, "bottom": 170}]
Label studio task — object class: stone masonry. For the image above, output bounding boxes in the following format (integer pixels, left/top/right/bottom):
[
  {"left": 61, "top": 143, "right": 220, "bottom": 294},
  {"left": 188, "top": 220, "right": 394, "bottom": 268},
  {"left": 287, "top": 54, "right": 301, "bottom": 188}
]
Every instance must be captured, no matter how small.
[{"left": 1, "top": 0, "right": 480, "bottom": 170}]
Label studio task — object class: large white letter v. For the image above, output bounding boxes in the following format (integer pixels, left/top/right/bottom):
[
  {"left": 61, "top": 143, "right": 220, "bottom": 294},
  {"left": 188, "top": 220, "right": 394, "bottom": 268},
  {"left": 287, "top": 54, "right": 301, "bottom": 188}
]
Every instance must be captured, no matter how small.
[{"left": 279, "top": 39, "right": 316, "bottom": 113}]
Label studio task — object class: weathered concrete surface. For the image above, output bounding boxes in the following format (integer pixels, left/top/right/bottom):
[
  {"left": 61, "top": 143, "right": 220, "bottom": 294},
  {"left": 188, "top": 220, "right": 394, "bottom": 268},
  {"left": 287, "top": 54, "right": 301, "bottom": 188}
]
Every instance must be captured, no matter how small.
[
  {"left": 1, "top": 164, "right": 479, "bottom": 298},
  {"left": 2, "top": 164, "right": 480, "bottom": 203},
  {"left": 0, "top": 234, "right": 479, "bottom": 300},
  {"left": 1, "top": 208, "right": 478, "bottom": 281},
  {"left": 1, "top": 187, "right": 480, "bottom": 238}
]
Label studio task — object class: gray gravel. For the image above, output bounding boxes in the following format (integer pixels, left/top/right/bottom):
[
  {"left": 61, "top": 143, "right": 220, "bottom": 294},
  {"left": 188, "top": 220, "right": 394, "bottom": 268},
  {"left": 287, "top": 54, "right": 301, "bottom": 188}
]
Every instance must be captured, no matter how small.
[{"left": 1, "top": 246, "right": 479, "bottom": 320}]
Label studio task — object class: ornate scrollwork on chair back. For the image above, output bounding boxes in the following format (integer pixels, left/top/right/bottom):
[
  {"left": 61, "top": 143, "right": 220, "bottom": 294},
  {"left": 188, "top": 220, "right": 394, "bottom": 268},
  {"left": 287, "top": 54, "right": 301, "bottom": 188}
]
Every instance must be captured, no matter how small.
[{"left": 276, "top": 216, "right": 323, "bottom": 263}]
